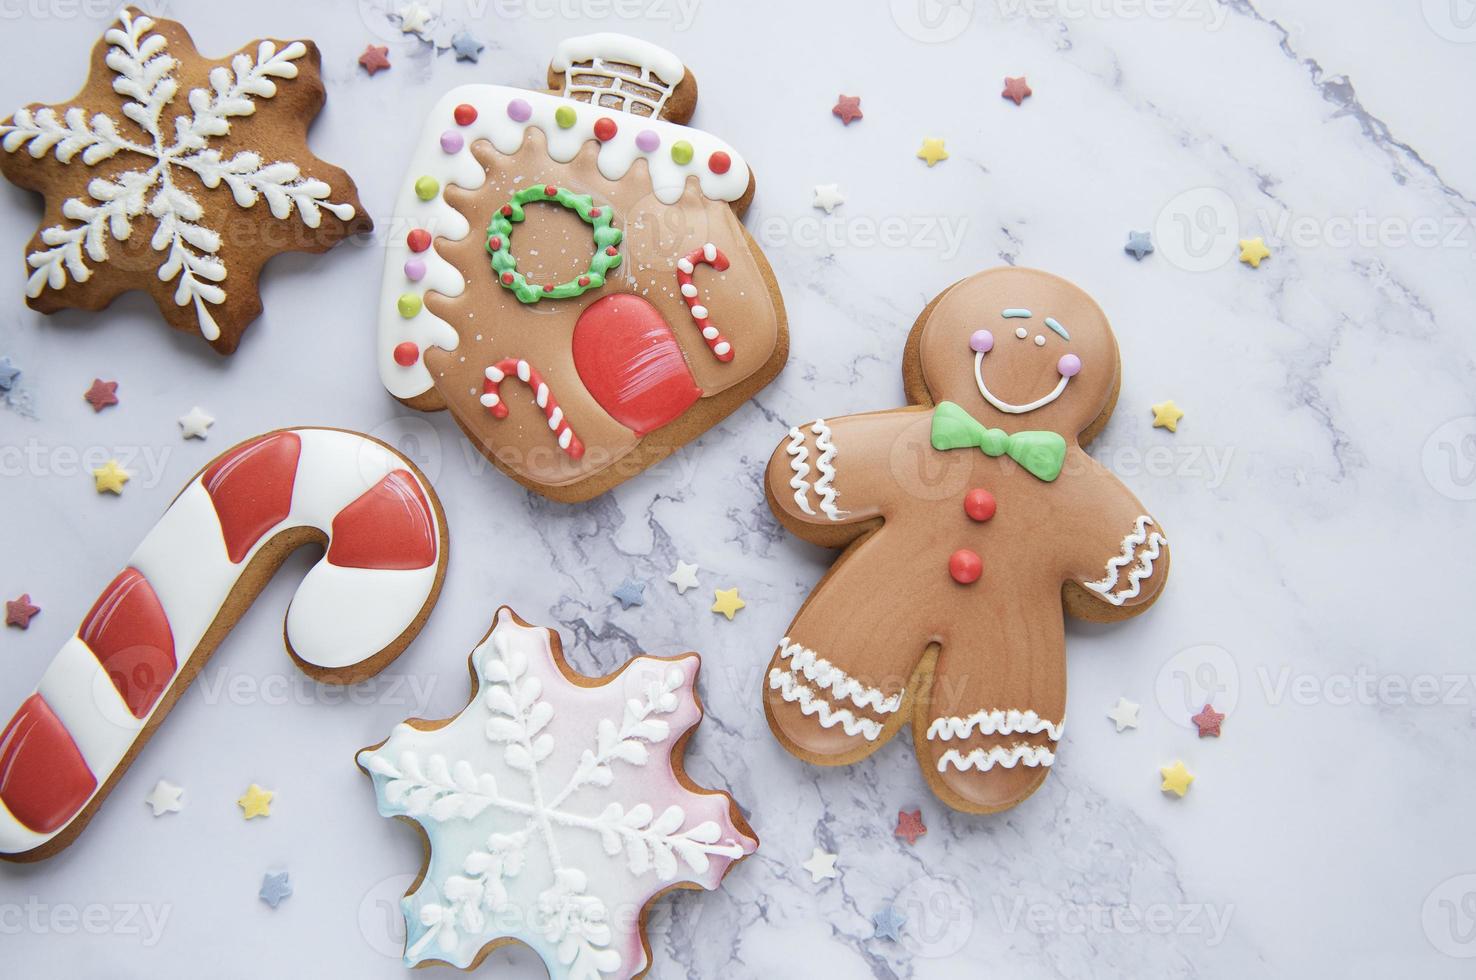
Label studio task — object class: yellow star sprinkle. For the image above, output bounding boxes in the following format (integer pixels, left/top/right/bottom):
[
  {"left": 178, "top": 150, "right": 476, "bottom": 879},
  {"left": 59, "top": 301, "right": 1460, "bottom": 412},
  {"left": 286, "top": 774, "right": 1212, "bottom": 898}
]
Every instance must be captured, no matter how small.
[
  {"left": 710, "top": 588, "right": 746, "bottom": 621},
  {"left": 916, "top": 138, "right": 949, "bottom": 167},
  {"left": 237, "top": 783, "right": 274, "bottom": 819},
  {"left": 1151, "top": 400, "right": 1184, "bottom": 433},
  {"left": 1238, "top": 236, "right": 1271, "bottom": 268},
  {"left": 1159, "top": 760, "right": 1195, "bottom": 797},
  {"left": 92, "top": 459, "right": 130, "bottom": 494}
]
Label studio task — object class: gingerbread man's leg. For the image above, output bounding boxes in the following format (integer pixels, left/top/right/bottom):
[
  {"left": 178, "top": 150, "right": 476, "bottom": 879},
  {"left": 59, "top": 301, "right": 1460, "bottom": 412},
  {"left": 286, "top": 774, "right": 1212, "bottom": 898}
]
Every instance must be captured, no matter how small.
[{"left": 764, "top": 532, "right": 931, "bottom": 766}]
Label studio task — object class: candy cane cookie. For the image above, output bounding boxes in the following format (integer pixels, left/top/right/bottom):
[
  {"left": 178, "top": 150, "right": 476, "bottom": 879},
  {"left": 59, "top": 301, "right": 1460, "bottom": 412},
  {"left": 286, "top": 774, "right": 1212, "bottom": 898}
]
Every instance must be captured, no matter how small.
[
  {"left": 676, "top": 243, "right": 735, "bottom": 362},
  {"left": 0, "top": 427, "right": 449, "bottom": 861},
  {"left": 481, "top": 357, "right": 585, "bottom": 460}
]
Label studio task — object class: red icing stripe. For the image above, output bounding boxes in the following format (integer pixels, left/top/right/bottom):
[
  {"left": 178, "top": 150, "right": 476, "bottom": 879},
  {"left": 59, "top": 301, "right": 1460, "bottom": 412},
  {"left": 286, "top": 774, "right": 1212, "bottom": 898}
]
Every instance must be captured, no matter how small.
[
  {"left": 571, "top": 294, "right": 701, "bottom": 437},
  {"left": 79, "top": 568, "right": 177, "bottom": 720},
  {"left": 0, "top": 694, "right": 96, "bottom": 833},
  {"left": 326, "top": 470, "right": 438, "bottom": 570},
  {"left": 203, "top": 432, "right": 302, "bottom": 563}
]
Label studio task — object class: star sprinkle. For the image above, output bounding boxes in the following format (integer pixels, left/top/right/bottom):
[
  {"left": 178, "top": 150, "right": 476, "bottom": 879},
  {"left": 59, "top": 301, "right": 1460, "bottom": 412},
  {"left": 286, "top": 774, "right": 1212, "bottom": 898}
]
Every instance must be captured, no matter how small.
[
  {"left": 1124, "top": 230, "right": 1154, "bottom": 260},
  {"left": 894, "top": 808, "right": 927, "bottom": 845},
  {"left": 801, "top": 846, "right": 838, "bottom": 883},
  {"left": 237, "top": 783, "right": 274, "bottom": 819},
  {"left": 177, "top": 406, "right": 214, "bottom": 439},
  {"left": 1002, "top": 76, "right": 1033, "bottom": 105},
  {"left": 358, "top": 44, "right": 391, "bottom": 75},
  {"left": 451, "top": 29, "right": 484, "bottom": 62},
  {"left": 259, "top": 871, "right": 293, "bottom": 908},
  {"left": 1106, "top": 697, "right": 1140, "bottom": 732},
  {"left": 84, "top": 378, "right": 118, "bottom": 412},
  {"left": 1238, "top": 236, "right": 1271, "bottom": 268},
  {"left": 832, "top": 94, "right": 863, "bottom": 125},
  {"left": 1151, "top": 400, "right": 1184, "bottom": 432},
  {"left": 396, "top": 1, "right": 434, "bottom": 36},
  {"left": 5, "top": 594, "right": 40, "bottom": 629},
  {"left": 667, "top": 560, "right": 700, "bottom": 594},
  {"left": 92, "top": 460, "right": 130, "bottom": 494},
  {"left": 873, "top": 904, "right": 907, "bottom": 942},
  {"left": 145, "top": 779, "right": 184, "bottom": 816},
  {"left": 711, "top": 588, "right": 746, "bottom": 620},
  {"left": 1191, "top": 703, "right": 1226, "bottom": 738},
  {"left": 1159, "top": 761, "right": 1195, "bottom": 798},
  {"left": 916, "top": 138, "right": 949, "bottom": 167},
  {"left": 612, "top": 578, "right": 646, "bottom": 610},
  {"left": 812, "top": 183, "right": 845, "bottom": 214},
  {"left": 0, "top": 356, "right": 19, "bottom": 391}
]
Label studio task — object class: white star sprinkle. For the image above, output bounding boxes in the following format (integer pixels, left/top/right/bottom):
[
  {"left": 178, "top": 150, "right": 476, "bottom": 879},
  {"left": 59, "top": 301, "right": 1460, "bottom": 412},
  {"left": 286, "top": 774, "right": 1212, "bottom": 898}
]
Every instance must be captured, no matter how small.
[
  {"left": 145, "top": 779, "right": 184, "bottom": 816},
  {"left": 177, "top": 406, "right": 215, "bottom": 439},
  {"left": 396, "top": 1, "right": 434, "bottom": 36},
  {"left": 801, "top": 846, "right": 838, "bottom": 883},
  {"left": 812, "top": 183, "right": 846, "bottom": 215},
  {"left": 667, "top": 560, "right": 700, "bottom": 594},
  {"left": 1106, "top": 697, "right": 1140, "bottom": 733}
]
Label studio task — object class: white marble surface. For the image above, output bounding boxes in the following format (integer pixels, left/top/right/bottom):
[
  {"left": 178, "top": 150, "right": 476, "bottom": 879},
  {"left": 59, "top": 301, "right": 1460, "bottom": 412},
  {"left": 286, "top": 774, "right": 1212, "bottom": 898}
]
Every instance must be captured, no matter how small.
[{"left": 1, "top": 0, "right": 1474, "bottom": 976}]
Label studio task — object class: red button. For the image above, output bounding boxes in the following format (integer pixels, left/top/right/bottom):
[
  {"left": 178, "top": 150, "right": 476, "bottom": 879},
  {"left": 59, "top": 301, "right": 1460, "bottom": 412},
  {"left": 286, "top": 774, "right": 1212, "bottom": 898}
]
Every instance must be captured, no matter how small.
[
  {"left": 454, "top": 103, "right": 478, "bottom": 126},
  {"left": 949, "top": 549, "right": 982, "bottom": 585},
  {"left": 708, "top": 150, "right": 731, "bottom": 174},
  {"left": 393, "top": 342, "right": 419, "bottom": 367},
  {"left": 964, "top": 488, "right": 996, "bottom": 522},
  {"left": 407, "top": 228, "right": 431, "bottom": 253},
  {"left": 594, "top": 117, "right": 618, "bottom": 141}
]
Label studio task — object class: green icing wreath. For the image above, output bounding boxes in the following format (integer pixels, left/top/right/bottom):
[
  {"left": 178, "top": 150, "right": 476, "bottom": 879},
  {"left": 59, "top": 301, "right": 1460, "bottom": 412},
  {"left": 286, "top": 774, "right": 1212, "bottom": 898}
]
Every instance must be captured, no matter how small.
[{"left": 485, "top": 184, "right": 622, "bottom": 304}]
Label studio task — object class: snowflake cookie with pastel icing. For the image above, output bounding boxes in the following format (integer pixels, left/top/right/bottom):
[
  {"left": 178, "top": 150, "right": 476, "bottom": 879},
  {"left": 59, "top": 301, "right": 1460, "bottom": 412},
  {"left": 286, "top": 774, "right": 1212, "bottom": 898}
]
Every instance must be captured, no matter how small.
[
  {"left": 0, "top": 7, "right": 370, "bottom": 353},
  {"left": 358, "top": 607, "right": 757, "bottom": 977},
  {"left": 763, "top": 267, "right": 1172, "bottom": 816}
]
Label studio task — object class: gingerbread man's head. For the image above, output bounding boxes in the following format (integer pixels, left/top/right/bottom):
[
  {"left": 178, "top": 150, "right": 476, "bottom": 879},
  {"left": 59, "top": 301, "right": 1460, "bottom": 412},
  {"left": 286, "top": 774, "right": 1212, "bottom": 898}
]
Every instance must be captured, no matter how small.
[{"left": 909, "top": 267, "right": 1120, "bottom": 441}]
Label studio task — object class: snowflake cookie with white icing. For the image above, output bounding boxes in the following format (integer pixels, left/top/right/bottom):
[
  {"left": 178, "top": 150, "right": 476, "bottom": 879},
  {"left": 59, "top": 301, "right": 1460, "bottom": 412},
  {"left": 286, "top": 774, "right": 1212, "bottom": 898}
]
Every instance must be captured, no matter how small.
[
  {"left": 358, "top": 607, "right": 757, "bottom": 977},
  {"left": 762, "top": 268, "right": 1172, "bottom": 815},
  {"left": 0, "top": 7, "right": 370, "bottom": 353},
  {"left": 377, "top": 33, "right": 787, "bottom": 502}
]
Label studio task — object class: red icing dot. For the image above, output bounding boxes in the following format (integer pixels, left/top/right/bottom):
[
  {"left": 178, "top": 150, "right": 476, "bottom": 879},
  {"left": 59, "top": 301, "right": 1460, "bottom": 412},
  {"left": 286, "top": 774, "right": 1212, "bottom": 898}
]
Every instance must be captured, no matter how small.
[
  {"left": 708, "top": 151, "right": 731, "bottom": 174},
  {"left": 454, "top": 103, "right": 478, "bottom": 126},
  {"left": 578, "top": 275, "right": 590, "bottom": 286},
  {"left": 589, "top": 208, "right": 601, "bottom": 218},
  {"left": 593, "top": 117, "right": 618, "bottom": 141},
  {"left": 407, "top": 228, "right": 431, "bottom": 253},
  {"left": 501, "top": 272, "right": 515, "bottom": 285},
  {"left": 393, "top": 341, "right": 420, "bottom": 366},
  {"left": 544, "top": 184, "right": 558, "bottom": 195},
  {"left": 949, "top": 549, "right": 982, "bottom": 585},
  {"left": 500, "top": 204, "right": 513, "bottom": 217},
  {"left": 605, "top": 245, "right": 618, "bottom": 256},
  {"left": 543, "top": 283, "right": 555, "bottom": 293},
  {"left": 488, "top": 236, "right": 502, "bottom": 250},
  {"left": 964, "top": 488, "right": 996, "bottom": 522}
]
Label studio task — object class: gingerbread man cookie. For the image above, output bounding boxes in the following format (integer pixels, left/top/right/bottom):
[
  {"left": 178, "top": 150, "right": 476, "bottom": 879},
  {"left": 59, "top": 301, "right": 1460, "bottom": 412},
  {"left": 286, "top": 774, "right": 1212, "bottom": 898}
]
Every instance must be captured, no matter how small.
[
  {"left": 0, "top": 8, "right": 370, "bottom": 353},
  {"left": 762, "top": 268, "right": 1171, "bottom": 814},
  {"left": 378, "top": 34, "right": 787, "bottom": 502}
]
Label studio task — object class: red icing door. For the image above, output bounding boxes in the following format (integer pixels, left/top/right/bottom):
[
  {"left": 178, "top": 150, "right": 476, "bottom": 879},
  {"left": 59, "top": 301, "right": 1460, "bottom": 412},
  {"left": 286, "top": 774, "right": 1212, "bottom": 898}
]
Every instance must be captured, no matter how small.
[{"left": 571, "top": 295, "right": 701, "bottom": 437}]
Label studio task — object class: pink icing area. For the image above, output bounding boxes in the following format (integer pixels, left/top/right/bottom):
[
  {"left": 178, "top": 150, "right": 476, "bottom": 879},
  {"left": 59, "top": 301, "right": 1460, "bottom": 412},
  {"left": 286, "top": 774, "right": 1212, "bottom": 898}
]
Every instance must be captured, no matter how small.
[
  {"left": 970, "top": 329, "right": 994, "bottom": 353},
  {"left": 1058, "top": 353, "right": 1082, "bottom": 377}
]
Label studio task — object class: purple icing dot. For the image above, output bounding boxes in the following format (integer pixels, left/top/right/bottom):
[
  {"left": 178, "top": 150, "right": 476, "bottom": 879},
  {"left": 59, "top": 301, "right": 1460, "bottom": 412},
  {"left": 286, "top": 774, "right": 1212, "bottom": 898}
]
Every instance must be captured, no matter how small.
[
  {"left": 1058, "top": 353, "right": 1082, "bottom": 377},
  {"left": 404, "top": 258, "right": 427, "bottom": 282},
  {"left": 440, "top": 130, "right": 464, "bottom": 153},
  {"left": 507, "top": 98, "right": 532, "bottom": 123},
  {"left": 635, "top": 129, "right": 660, "bottom": 153},
  {"left": 969, "top": 329, "right": 994, "bottom": 353}
]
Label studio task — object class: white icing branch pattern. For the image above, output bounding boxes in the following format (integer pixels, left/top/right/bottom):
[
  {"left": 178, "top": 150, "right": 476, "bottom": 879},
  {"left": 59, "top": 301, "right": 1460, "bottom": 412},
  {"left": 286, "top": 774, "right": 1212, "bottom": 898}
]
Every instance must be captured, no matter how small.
[{"left": 1083, "top": 515, "right": 1167, "bottom": 606}]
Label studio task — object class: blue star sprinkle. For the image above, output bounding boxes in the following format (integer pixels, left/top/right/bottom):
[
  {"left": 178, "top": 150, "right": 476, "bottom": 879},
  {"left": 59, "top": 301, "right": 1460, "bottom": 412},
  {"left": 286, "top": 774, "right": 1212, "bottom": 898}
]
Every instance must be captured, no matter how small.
[
  {"left": 0, "top": 357, "right": 20, "bottom": 392},
  {"left": 1124, "top": 230, "right": 1154, "bottom": 260},
  {"left": 259, "top": 871, "right": 293, "bottom": 908},
  {"left": 451, "top": 29, "right": 485, "bottom": 62},
  {"left": 612, "top": 579, "right": 646, "bottom": 610},
  {"left": 873, "top": 903, "right": 908, "bottom": 942}
]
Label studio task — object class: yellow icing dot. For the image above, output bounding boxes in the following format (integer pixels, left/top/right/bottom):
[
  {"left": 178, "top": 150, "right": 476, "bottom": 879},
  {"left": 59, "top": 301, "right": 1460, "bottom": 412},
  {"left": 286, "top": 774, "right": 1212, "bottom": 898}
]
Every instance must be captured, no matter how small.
[
  {"left": 398, "top": 294, "right": 423, "bottom": 318},
  {"left": 671, "top": 140, "right": 694, "bottom": 165}
]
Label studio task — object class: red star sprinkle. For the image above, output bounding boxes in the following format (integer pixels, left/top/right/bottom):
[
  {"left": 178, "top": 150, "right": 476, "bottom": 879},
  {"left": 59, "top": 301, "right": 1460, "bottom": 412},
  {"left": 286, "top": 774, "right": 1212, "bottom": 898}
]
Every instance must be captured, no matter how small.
[
  {"left": 832, "top": 94, "right": 863, "bottom": 125},
  {"left": 1191, "top": 703, "right": 1226, "bottom": 738},
  {"left": 5, "top": 594, "right": 40, "bottom": 629},
  {"left": 359, "top": 44, "right": 391, "bottom": 76},
  {"left": 894, "top": 808, "right": 927, "bottom": 845},
  {"left": 84, "top": 378, "right": 118, "bottom": 412},
  {"left": 1002, "top": 76, "right": 1033, "bottom": 106}
]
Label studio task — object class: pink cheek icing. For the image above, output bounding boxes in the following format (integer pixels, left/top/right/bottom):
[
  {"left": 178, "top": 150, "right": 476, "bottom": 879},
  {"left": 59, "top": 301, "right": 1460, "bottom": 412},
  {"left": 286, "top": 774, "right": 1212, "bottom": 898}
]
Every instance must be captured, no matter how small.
[
  {"left": 1058, "top": 353, "right": 1081, "bottom": 377},
  {"left": 970, "top": 330, "right": 994, "bottom": 353}
]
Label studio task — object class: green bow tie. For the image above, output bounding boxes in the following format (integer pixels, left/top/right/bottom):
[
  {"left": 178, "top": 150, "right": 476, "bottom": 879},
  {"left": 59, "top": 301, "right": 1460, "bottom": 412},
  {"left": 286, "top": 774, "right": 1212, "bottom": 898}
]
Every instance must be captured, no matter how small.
[{"left": 930, "top": 401, "right": 1066, "bottom": 482}]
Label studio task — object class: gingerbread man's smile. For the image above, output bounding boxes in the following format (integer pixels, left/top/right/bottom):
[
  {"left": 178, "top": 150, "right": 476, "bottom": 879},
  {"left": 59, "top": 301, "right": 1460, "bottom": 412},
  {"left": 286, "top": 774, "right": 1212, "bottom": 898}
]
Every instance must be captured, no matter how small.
[{"left": 969, "top": 309, "right": 1082, "bottom": 414}]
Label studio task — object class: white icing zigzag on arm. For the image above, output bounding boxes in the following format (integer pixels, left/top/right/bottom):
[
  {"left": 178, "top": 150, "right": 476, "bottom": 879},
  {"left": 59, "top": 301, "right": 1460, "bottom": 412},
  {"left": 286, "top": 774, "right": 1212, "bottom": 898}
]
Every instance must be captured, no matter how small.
[
  {"left": 778, "top": 638, "right": 901, "bottom": 715},
  {"left": 937, "top": 744, "right": 1056, "bottom": 773},
  {"left": 926, "top": 709, "right": 1063, "bottom": 743},
  {"left": 767, "top": 668, "right": 882, "bottom": 741},
  {"left": 809, "top": 419, "right": 846, "bottom": 522},
  {"left": 784, "top": 426, "right": 815, "bottom": 516},
  {"left": 1083, "top": 515, "right": 1167, "bottom": 606}
]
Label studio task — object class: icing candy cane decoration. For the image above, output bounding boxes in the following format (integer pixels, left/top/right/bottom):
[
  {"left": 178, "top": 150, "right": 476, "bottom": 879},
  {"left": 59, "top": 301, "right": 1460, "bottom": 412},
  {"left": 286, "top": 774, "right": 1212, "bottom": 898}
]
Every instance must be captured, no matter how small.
[
  {"left": 0, "top": 428, "right": 448, "bottom": 861},
  {"left": 676, "top": 243, "right": 735, "bottom": 363},
  {"left": 480, "top": 358, "right": 585, "bottom": 460}
]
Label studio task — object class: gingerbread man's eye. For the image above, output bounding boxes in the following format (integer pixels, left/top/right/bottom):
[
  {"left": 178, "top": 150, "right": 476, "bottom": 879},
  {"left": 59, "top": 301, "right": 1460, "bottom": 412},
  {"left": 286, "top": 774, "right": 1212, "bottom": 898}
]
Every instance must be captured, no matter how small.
[
  {"left": 1014, "top": 326, "right": 1028, "bottom": 339},
  {"left": 969, "top": 330, "right": 994, "bottom": 353},
  {"left": 1033, "top": 335, "right": 1045, "bottom": 346},
  {"left": 1058, "top": 354, "right": 1082, "bottom": 377}
]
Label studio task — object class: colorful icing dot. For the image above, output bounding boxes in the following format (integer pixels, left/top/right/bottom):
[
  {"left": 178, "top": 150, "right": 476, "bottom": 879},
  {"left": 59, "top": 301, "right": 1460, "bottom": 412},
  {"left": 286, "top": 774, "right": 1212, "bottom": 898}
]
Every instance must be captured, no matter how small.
[
  {"left": 671, "top": 140, "right": 694, "bottom": 165},
  {"left": 708, "top": 151, "right": 732, "bottom": 175},
  {"left": 393, "top": 342, "right": 420, "bottom": 366},
  {"left": 414, "top": 176, "right": 439, "bottom": 201},
  {"left": 488, "top": 236, "right": 502, "bottom": 250},
  {"left": 544, "top": 184, "right": 558, "bottom": 195},
  {"left": 949, "top": 549, "right": 982, "bottom": 585},
  {"left": 593, "top": 117, "right": 618, "bottom": 141},
  {"left": 969, "top": 329, "right": 994, "bottom": 353},
  {"left": 1058, "top": 354, "right": 1082, "bottom": 377},
  {"left": 407, "top": 228, "right": 431, "bottom": 252},
  {"left": 964, "top": 489, "right": 996, "bottom": 522},
  {"left": 506, "top": 98, "right": 532, "bottom": 123},
  {"left": 636, "top": 129, "right": 660, "bottom": 153},
  {"left": 403, "top": 258, "right": 426, "bottom": 282},
  {"left": 454, "top": 103, "right": 477, "bottom": 126},
  {"left": 555, "top": 105, "right": 577, "bottom": 129},
  {"left": 397, "top": 294, "right": 422, "bottom": 318},
  {"left": 439, "top": 130, "right": 464, "bottom": 154}
]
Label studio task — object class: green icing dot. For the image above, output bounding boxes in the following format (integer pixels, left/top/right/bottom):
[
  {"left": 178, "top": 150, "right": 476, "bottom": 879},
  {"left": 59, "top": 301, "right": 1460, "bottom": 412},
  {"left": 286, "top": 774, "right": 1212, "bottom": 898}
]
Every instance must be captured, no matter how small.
[
  {"left": 555, "top": 105, "right": 577, "bottom": 129},
  {"left": 397, "top": 293, "right": 422, "bottom": 318},
  {"left": 670, "top": 140, "right": 693, "bottom": 165},
  {"left": 414, "top": 176, "right": 439, "bottom": 201}
]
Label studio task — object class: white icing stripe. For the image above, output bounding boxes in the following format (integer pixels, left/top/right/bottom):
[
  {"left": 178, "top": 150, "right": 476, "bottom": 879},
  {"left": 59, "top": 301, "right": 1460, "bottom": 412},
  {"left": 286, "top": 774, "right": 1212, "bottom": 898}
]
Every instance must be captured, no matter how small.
[
  {"left": 926, "top": 709, "right": 1063, "bottom": 743},
  {"left": 36, "top": 637, "right": 142, "bottom": 777},
  {"left": 937, "top": 744, "right": 1056, "bottom": 773},
  {"left": 767, "top": 669, "right": 882, "bottom": 742},
  {"left": 777, "top": 638, "right": 900, "bottom": 715},
  {"left": 808, "top": 419, "right": 845, "bottom": 522},
  {"left": 1084, "top": 516, "right": 1167, "bottom": 606},
  {"left": 784, "top": 426, "right": 815, "bottom": 516}
]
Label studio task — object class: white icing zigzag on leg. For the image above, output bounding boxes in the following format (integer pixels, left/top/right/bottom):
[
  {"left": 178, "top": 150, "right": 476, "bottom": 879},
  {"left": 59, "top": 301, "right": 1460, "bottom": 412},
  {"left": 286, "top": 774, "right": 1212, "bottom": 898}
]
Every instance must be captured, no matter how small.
[
  {"left": 937, "top": 744, "right": 1056, "bottom": 773},
  {"left": 926, "top": 709, "right": 1063, "bottom": 743},
  {"left": 1084, "top": 515, "right": 1167, "bottom": 606},
  {"left": 808, "top": 419, "right": 846, "bottom": 522},
  {"left": 784, "top": 426, "right": 815, "bottom": 516},
  {"left": 777, "top": 638, "right": 901, "bottom": 715},
  {"left": 767, "top": 668, "right": 883, "bottom": 741}
]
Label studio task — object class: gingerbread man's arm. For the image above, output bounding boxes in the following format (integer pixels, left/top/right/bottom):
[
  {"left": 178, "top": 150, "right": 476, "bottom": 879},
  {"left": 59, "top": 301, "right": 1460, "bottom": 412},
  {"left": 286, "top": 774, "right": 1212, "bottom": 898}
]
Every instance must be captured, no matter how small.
[{"left": 1060, "top": 454, "right": 1171, "bottom": 620}]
